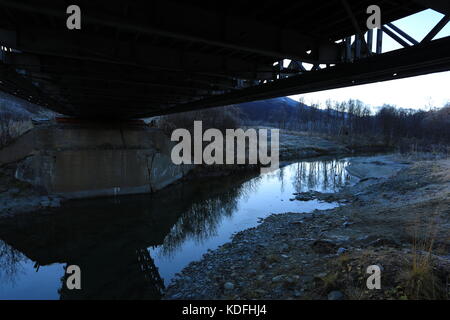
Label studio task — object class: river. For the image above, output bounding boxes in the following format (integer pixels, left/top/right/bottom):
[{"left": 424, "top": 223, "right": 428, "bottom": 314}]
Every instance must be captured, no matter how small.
[{"left": 0, "top": 156, "right": 357, "bottom": 299}]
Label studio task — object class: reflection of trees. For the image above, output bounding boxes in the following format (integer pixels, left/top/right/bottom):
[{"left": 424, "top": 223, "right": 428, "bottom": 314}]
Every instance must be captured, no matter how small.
[
  {"left": 158, "top": 176, "right": 261, "bottom": 257},
  {"left": 291, "top": 159, "right": 350, "bottom": 194},
  {"left": 0, "top": 240, "right": 26, "bottom": 285},
  {"left": 157, "top": 159, "right": 351, "bottom": 258}
]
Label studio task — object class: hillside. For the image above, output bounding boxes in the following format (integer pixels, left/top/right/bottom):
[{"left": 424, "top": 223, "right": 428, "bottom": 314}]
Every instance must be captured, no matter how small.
[{"left": 236, "top": 97, "right": 305, "bottom": 126}]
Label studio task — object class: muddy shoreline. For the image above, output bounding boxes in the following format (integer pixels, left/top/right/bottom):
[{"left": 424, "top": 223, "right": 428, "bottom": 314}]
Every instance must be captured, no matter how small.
[{"left": 164, "top": 155, "right": 450, "bottom": 300}]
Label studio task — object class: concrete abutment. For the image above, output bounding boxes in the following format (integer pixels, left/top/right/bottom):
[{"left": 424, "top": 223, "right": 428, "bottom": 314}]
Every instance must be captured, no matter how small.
[{"left": 0, "top": 120, "right": 192, "bottom": 199}]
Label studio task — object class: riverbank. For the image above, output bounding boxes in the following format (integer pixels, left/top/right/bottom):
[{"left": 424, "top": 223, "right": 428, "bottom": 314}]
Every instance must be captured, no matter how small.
[
  {"left": 0, "top": 163, "right": 64, "bottom": 218},
  {"left": 164, "top": 154, "right": 450, "bottom": 300},
  {"left": 277, "top": 129, "right": 389, "bottom": 160}
]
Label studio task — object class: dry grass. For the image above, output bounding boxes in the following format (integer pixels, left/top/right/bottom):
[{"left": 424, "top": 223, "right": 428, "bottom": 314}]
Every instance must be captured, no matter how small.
[
  {"left": 320, "top": 272, "right": 339, "bottom": 292},
  {"left": 401, "top": 206, "right": 447, "bottom": 300}
]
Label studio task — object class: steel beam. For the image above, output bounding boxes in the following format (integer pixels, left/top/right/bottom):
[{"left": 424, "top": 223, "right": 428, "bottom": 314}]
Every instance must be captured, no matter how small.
[
  {"left": 386, "top": 23, "right": 419, "bottom": 45},
  {"left": 152, "top": 36, "right": 450, "bottom": 117},
  {"left": 413, "top": 0, "right": 450, "bottom": 15},
  {"left": 0, "top": 0, "right": 321, "bottom": 63},
  {"left": 382, "top": 26, "right": 411, "bottom": 48},
  {"left": 421, "top": 15, "right": 450, "bottom": 43},
  {"left": 376, "top": 28, "right": 383, "bottom": 54},
  {"left": 0, "top": 28, "right": 275, "bottom": 80}
]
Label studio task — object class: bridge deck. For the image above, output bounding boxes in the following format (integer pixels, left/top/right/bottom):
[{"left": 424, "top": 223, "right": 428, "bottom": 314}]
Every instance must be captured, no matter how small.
[{"left": 0, "top": 0, "right": 449, "bottom": 118}]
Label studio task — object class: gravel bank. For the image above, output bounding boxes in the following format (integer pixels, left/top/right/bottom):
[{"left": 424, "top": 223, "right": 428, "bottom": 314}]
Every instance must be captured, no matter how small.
[{"left": 164, "top": 156, "right": 450, "bottom": 300}]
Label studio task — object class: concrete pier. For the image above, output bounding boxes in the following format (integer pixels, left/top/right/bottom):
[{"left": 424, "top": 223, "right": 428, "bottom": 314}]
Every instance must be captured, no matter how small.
[{"left": 0, "top": 120, "right": 192, "bottom": 199}]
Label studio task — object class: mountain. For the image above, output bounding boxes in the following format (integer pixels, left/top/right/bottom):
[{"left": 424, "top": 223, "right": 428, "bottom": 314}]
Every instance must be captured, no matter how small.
[{"left": 235, "top": 97, "right": 307, "bottom": 125}]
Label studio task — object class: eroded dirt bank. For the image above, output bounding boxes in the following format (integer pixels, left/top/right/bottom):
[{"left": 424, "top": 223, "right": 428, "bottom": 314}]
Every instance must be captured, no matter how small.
[{"left": 164, "top": 155, "right": 450, "bottom": 300}]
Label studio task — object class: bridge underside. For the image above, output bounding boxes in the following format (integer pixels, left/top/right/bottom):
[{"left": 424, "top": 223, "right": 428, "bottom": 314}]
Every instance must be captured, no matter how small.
[{"left": 0, "top": 0, "right": 450, "bottom": 118}]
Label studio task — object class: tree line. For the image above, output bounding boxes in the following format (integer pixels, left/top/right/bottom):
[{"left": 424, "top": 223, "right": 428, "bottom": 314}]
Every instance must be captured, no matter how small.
[{"left": 287, "top": 98, "right": 449, "bottom": 148}]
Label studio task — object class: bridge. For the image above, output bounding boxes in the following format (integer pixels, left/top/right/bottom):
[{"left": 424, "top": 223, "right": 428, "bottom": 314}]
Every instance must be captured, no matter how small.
[{"left": 0, "top": 0, "right": 449, "bottom": 119}]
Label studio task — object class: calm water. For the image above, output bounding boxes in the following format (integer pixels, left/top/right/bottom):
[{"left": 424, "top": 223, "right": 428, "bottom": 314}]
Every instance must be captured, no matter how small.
[{"left": 0, "top": 157, "right": 356, "bottom": 300}]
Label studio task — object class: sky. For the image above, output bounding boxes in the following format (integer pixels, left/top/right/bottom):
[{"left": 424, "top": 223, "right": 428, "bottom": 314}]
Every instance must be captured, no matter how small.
[{"left": 288, "top": 9, "right": 450, "bottom": 111}]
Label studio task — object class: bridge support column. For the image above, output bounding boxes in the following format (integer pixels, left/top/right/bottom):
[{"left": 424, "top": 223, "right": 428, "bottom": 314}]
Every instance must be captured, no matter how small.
[{"left": 0, "top": 120, "right": 192, "bottom": 199}]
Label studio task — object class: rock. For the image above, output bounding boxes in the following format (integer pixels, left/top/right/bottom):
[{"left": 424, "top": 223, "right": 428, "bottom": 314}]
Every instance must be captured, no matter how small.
[
  {"left": 171, "top": 293, "right": 183, "bottom": 299},
  {"left": 224, "top": 282, "right": 234, "bottom": 290},
  {"left": 368, "top": 238, "right": 400, "bottom": 248},
  {"left": 39, "top": 197, "right": 51, "bottom": 207},
  {"left": 285, "top": 277, "right": 296, "bottom": 284},
  {"left": 356, "top": 235, "right": 370, "bottom": 242},
  {"left": 296, "top": 196, "right": 313, "bottom": 201},
  {"left": 315, "top": 272, "right": 327, "bottom": 279},
  {"left": 342, "top": 221, "right": 352, "bottom": 228},
  {"left": 328, "top": 290, "right": 345, "bottom": 300},
  {"left": 271, "top": 275, "right": 285, "bottom": 283},
  {"left": 294, "top": 192, "right": 316, "bottom": 201},
  {"left": 328, "top": 235, "right": 351, "bottom": 243},
  {"left": 311, "top": 240, "right": 338, "bottom": 254},
  {"left": 293, "top": 290, "right": 303, "bottom": 297}
]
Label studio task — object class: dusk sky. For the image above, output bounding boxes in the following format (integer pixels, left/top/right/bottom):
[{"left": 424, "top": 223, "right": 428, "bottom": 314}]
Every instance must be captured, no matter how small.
[{"left": 289, "top": 9, "right": 450, "bottom": 111}]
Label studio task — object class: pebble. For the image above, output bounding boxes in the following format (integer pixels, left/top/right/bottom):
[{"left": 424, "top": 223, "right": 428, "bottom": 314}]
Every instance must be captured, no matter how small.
[
  {"left": 224, "top": 282, "right": 234, "bottom": 290},
  {"left": 328, "top": 290, "right": 345, "bottom": 300},
  {"left": 271, "top": 275, "right": 284, "bottom": 282},
  {"left": 293, "top": 290, "right": 303, "bottom": 297},
  {"left": 171, "top": 293, "right": 183, "bottom": 299}
]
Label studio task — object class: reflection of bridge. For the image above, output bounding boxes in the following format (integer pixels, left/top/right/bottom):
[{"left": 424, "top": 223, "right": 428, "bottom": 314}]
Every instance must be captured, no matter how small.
[
  {"left": 0, "top": 171, "right": 257, "bottom": 299},
  {"left": 0, "top": 0, "right": 449, "bottom": 118},
  {"left": 0, "top": 192, "right": 183, "bottom": 299}
]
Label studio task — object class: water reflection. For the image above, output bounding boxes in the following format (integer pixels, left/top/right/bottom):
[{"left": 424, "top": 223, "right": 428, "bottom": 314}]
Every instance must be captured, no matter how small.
[
  {"left": 0, "top": 171, "right": 260, "bottom": 299},
  {"left": 0, "top": 156, "right": 353, "bottom": 300},
  {"left": 58, "top": 248, "right": 165, "bottom": 300},
  {"left": 291, "top": 159, "right": 350, "bottom": 193},
  {"left": 0, "top": 241, "right": 27, "bottom": 286},
  {"left": 159, "top": 177, "right": 261, "bottom": 258}
]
